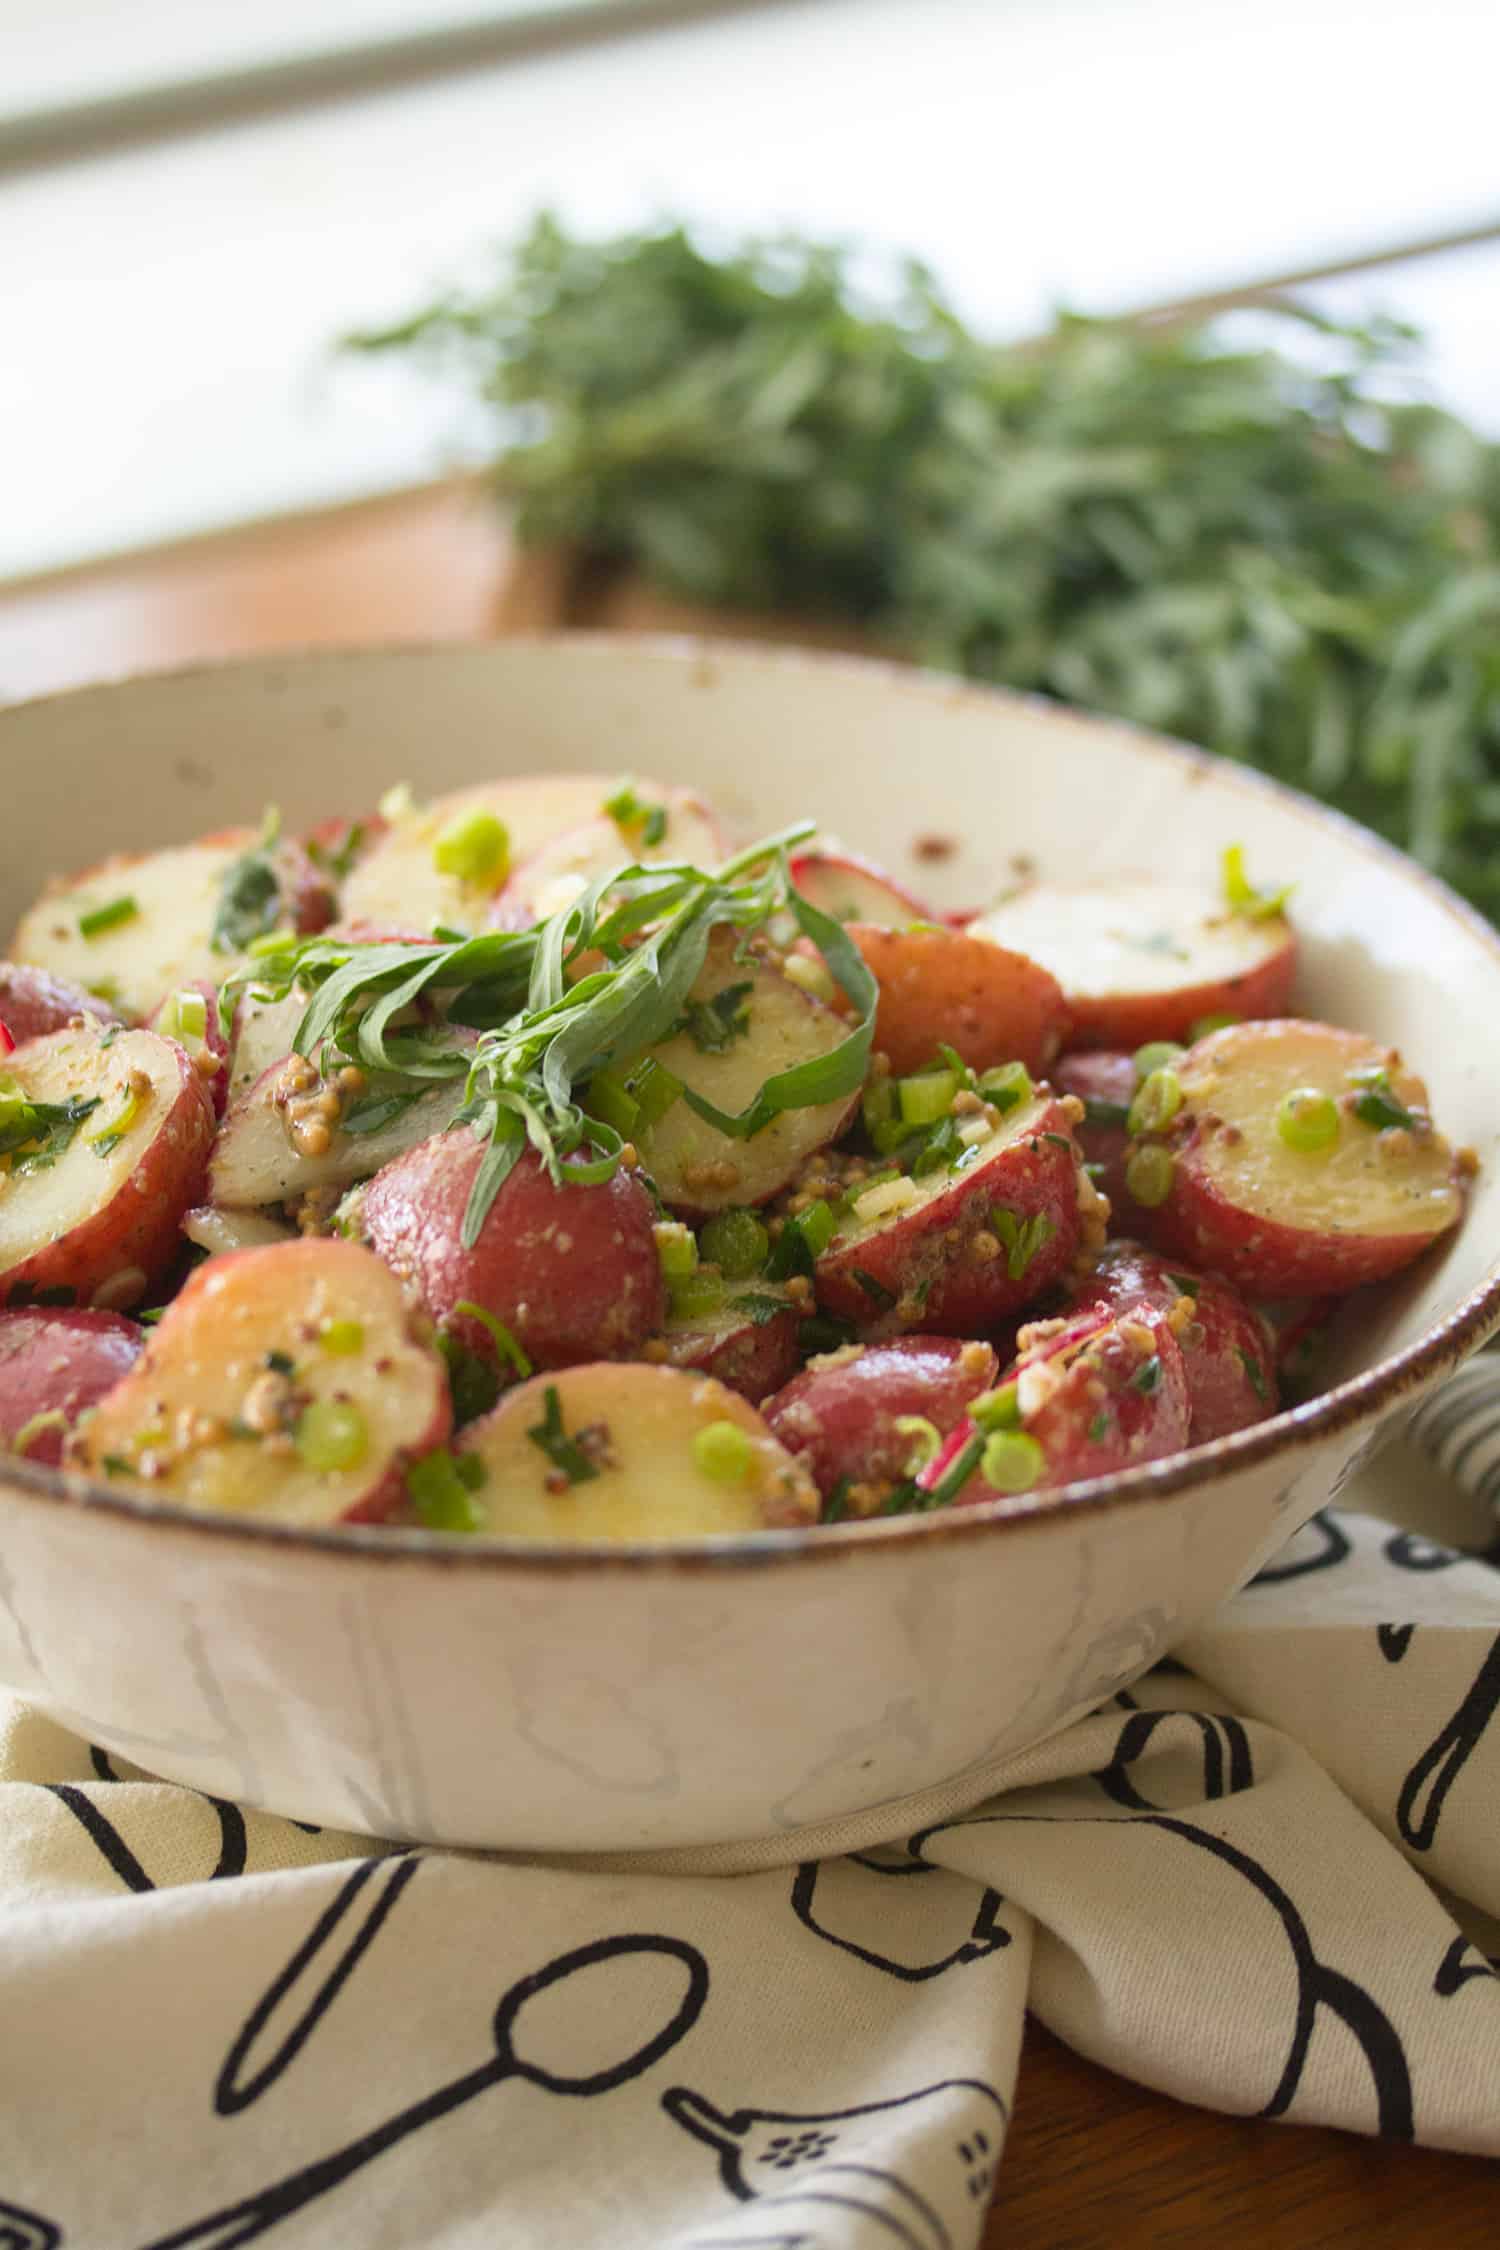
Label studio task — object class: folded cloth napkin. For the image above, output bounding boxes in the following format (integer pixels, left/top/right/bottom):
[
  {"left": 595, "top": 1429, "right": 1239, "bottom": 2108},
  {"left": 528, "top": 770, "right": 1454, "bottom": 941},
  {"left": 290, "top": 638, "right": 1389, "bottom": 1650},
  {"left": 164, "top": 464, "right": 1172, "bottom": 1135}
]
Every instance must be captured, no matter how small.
[{"left": 1, "top": 1441, "right": 1498, "bottom": 2248}]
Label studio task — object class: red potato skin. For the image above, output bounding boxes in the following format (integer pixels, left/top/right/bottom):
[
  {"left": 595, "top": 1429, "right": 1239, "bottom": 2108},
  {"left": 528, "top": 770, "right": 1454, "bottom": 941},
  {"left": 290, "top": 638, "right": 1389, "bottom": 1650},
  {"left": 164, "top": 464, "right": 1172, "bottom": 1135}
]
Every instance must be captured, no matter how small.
[
  {"left": 787, "top": 850, "right": 936, "bottom": 928},
  {"left": 815, "top": 1097, "right": 1085, "bottom": 1334},
  {"left": 1060, "top": 933, "right": 1297, "bottom": 1052},
  {"left": 361, "top": 1131, "right": 667, "bottom": 1372},
  {"left": 1053, "top": 1050, "right": 1140, "bottom": 1226},
  {"left": 0, "top": 1034, "right": 217, "bottom": 1310},
  {"left": 763, "top": 1335, "right": 999, "bottom": 1498},
  {"left": 659, "top": 1308, "right": 802, "bottom": 1403},
  {"left": 841, "top": 924, "right": 1069, "bottom": 1077},
  {"left": 0, "top": 1307, "right": 143, "bottom": 1464},
  {"left": 931, "top": 1308, "right": 1190, "bottom": 1501},
  {"left": 0, "top": 965, "right": 120, "bottom": 1043},
  {"left": 1061, "top": 1240, "right": 1277, "bottom": 1442}
]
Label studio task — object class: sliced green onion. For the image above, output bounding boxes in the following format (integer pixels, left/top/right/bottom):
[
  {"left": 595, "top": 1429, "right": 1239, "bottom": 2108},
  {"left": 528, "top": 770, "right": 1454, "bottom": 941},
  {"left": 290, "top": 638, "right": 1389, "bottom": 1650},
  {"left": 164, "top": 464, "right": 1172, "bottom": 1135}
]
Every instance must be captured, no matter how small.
[
  {"left": 160, "top": 989, "right": 208, "bottom": 1044},
  {"left": 1132, "top": 1040, "right": 1184, "bottom": 1084},
  {"left": 378, "top": 781, "right": 419, "bottom": 822},
  {"left": 1189, "top": 1011, "right": 1240, "bottom": 1040},
  {"left": 977, "top": 1061, "right": 1033, "bottom": 1114},
  {"left": 897, "top": 1068, "right": 961, "bottom": 1126},
  {"left": 585, "top": 1068, "right": 640, "bottom": 1138},
  {"left": 406, "top": 1447, "right": 485, "bottom": 1531},
  {"left": 87, "top": 1080, "right": 146, "bottom": 1155},
  {"left": 1127, "top": 1066, "right": 1183, "bottom": 1136},
  {"left": 1124, "top": 1144, "right": 1175, "bottom": 1207},
  {"left": 78, "top": 895, "right": 138, "bottom": 940},
  {"left": 654, "top": 1221, "right": 699, "bottom": 1279},
  {"left": 10, "top": 1408, "right": 67, "bottom": 1457},
  {"left": 861, "top": 1076, "right": 897, "bottom": 1136},
  {"left": 693, "top": 1419, "right": 754, "bottom": 1483},
  {"left": 980, "top": 1430, "right": 1044, "bottom": 1493},
  {"left": 989, "top": 1205, "right": 1056, "bottom": 1281},
  {"left": 796, "top": 1199, "right": 837, "bottom": 1258},
  {"left": 870, "top": 1117, "right": 919, "bottom": 1158},
  {"left": 669, "top": 1272, "right": 726, "bottom": 1323},
  {"left": 1222, "top": 842, "right": 1293, "bottom": 921},
  {"left": 698, "top": 1208, "right": 770, "bottom": 1280},
  {"left": 433, "top": 810, "right": 510, "bottom": 888},
  {"left": 970, "top": 1382, "right": 1021, "bottom": 1433},
  {"left": 319, "top": 1318, "right": 365, "bottom": 1356},
  {"left": 1276, "top": 1088, "right": 1340, "bottom": 1153},
  {"left": 893, "top": 1414, "right": 942, "bottom": 1474},
  {"left": 293, "top": 1400, "right": 369, "bottom": 1474},
  {"left": 783, "top": 953, "right": 836, "bottom": 1005}
]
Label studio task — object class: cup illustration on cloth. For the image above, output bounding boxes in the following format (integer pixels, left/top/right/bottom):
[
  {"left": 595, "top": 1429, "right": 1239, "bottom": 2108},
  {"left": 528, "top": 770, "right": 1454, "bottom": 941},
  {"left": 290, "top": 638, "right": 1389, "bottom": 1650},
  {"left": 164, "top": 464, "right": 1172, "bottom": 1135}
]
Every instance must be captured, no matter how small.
[{"left": 665, "top": 2077, "right": 1006, "bottom": 2250}]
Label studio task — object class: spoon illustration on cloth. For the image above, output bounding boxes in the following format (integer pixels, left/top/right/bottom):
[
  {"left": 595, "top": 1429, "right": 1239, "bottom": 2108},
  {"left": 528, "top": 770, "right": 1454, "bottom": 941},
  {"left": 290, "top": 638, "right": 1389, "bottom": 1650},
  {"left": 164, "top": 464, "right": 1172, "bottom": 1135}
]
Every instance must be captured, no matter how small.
[{"left": 138, "top": 1932, "right": 709, "bottom": 2250}]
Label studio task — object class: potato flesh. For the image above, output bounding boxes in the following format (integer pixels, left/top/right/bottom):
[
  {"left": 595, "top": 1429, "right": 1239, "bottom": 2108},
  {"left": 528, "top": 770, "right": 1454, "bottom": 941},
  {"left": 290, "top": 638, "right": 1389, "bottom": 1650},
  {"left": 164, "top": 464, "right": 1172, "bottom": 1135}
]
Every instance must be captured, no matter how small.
[
  {"left": 210, "top": 1062, "right": 471, "bottom": 1209},
  {"left": 340, "top": 776, "right": 659, "bottom": 935},
  {"left": 11, "top": 839, "right": 255, "bottom": 1021},
  {"left": 971, "top": 880, "right": 1288, "bottom": 999},
  {"left": 1179, "top": 1023, "right": 1460, "bottom": 1239},
  {"left": 182, "top": 1205, "right": 297, "bottom": 1258},
  {"left": 0, "top": 1028, "right": 187, "bottom": 1279},
  {"left": 459, "top": 1363, "right": 818, "bottom": 1540},
  {"left": 73, "top": 1240, "right": 449, "bottom": 1525},
  {"left": 500, "top": 794, "right": 727, "bottom": 923},
  {"left": 638, "top": 936, "right": 857, "bottom": 1213}
]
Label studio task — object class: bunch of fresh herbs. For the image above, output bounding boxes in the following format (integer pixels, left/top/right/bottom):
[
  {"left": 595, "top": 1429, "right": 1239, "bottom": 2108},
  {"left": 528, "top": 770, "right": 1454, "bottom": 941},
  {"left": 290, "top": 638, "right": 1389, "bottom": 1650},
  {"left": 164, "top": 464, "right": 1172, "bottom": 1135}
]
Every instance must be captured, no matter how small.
[{"left": 347, "top": 215, "right": 1500, "bottom": 920}]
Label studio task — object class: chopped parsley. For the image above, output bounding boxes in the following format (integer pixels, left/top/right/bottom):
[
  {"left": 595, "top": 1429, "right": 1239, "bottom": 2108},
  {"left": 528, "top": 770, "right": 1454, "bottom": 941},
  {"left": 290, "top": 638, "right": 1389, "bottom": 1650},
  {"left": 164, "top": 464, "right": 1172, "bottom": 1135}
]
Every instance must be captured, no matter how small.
[
  {"left": 1087, "top": 1412, "right": 1112, "bottom": 1443},
  {"left": 264, "top": 1349, "right": 296, "bottom": 1376},
  {"left": 823, "top": 1477, "right": 852, "bottom": 1523},
  {"left": 990, "top": 1205, "right": 1056, "bottom": 1281},
  {"left": 526, "top": 1384, "right": 601, "bottom": 1485},
  {"left": 0, "top": 1095, "right": 101, "bottom": 1172},
  {"left": 211, "top": 809, "right": 285, "bottom": 955},
  {"left": 1347, "top": 1067, "right": 1416, "bottom": 1133},
  {"left": 674, "top": 981, "right": 753, "bottom": 1056},
  {"left": 306, "top": 820, "right": 367, "bottom": 881},
  {"left": 1130, "top": 1354, "right": 1163, "bottom": 1395},
  {"left": 1082, "top": 1097, "right": 1131, "bottom": 1128},
  {"left": 728, "top": 1292, "right": 787, "bottom": 1327},
  {"left": 1238, "top": 1347, "right": 1268, "bottom": 1402},
  {"left": 798, "top": 1310, "right": 857, "bottom": 1354},
  {"left": 851, "top": 1267, "right": 896, "bottom": 1311}
]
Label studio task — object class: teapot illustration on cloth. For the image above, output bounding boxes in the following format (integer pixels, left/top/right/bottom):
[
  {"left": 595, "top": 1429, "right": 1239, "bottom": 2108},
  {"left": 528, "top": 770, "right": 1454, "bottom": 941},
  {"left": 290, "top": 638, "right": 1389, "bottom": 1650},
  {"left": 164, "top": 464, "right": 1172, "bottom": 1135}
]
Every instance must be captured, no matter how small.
[{"left": 664, "top": 2076, "right": 1006, "bottom": 2250}]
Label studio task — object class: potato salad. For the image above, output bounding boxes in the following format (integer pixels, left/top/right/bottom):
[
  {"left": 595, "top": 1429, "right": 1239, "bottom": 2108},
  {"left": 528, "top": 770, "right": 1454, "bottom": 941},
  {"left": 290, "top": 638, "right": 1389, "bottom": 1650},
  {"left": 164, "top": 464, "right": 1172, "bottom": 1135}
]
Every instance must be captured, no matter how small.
[{"left": 0, "top": 775, "right": 1471, "bottom": 1539}]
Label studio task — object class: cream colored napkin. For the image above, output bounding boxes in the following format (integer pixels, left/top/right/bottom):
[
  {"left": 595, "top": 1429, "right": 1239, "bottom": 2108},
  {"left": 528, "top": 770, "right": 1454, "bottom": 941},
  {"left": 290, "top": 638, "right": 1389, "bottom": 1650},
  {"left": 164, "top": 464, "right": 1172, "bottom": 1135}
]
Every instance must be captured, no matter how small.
[{"left": 1, "top": 1481, "right": 1497, "bottom": 2247}]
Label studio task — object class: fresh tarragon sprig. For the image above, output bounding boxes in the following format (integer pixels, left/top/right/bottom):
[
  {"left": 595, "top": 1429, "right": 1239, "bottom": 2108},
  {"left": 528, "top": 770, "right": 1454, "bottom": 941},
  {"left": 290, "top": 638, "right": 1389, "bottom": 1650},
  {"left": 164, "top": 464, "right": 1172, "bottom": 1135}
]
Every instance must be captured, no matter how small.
[{"left": 222, "top": 823, "right": 876, "bottom": 1247}]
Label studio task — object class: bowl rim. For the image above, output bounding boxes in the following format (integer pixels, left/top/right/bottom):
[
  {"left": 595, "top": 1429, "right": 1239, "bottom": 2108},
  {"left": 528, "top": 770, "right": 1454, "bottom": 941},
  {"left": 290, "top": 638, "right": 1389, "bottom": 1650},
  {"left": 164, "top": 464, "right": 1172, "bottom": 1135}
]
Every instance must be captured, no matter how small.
[{"left": 4, "top": 630, "right": 1499, "bottom": 1574}]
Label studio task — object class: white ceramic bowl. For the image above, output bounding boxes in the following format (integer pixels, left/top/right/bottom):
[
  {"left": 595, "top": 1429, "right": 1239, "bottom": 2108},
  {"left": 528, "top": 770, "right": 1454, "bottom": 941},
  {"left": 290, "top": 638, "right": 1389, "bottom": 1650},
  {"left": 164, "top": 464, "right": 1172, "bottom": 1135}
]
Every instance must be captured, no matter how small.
[{"left": 3, "top": 638, "right": 1498, "bottom": 1853}]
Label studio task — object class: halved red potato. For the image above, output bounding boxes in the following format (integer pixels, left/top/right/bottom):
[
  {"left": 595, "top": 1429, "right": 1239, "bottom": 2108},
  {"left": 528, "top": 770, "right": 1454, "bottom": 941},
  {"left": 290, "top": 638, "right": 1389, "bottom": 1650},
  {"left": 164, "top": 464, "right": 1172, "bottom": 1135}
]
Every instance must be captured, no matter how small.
[
  {"left": 209, "top": 1054, "right": 471, "bottom": 1211},
  {"left": 70, "top": 1239, "right": 450, "bottom": 1524},
  {"left": 1133, "top": 1020, "right": 1465, "bottom": 1296},
  {"left": 226, "top": 986, "right": 311, "bottom": 1103},
  {"left": 492, "top": 789, "right": 728, "bottom": 928},
  {"left": 0, "top": 1306, "right": 143, "bottom": 1465},
  {"left": 1053, "top": 1049, "right": 1139, "bottom": 1224},
  {"left": 338, "top": 774, "right": 715, "bottom": 936},
  {"left": 182, "top": 1206, "right": 297, "bottom": 1259},
  {"left": 0, "top": 1026, "right": 216, "bottom": 1309},
  {"left": 813, "top": 1093, "right": 1085, "bottom": 1333},
  {"left": 926, "top": 1306, "right": 1190, "bottom": 1503},
  {"left": 1060, "top": 1239, "right": 1276, "bottom": 1442},
  {"left": 839, "top": 924, "right": 1068, "bottom": 1078},
  {"left": 9, "top": 828, "right": 332, "bottom": 1023},
  {"left": 788, "top": 850, "right": 935, "bottom": 930},
  {"left": 763, "top": 1335, "right": 999, "bottom": 1508},
  {"left": 361, "top": 1131, "right": 666, "bottom": 1371},
  {"left": 456, "top": 1362, "right": 818, "bottom": 1539},
  {"left": 148, "top": 979, "right": 230, "bottom": 1118},
  {"left": 967, "top": 879, "right": 1296, "bottom": 1050},
  {"left": 0, "top": 963, "right": 120, "bottom": 1044},
  {"left": 650, "top": 1288, "right": 802, "bottom": 1403},
  {"left": 633, "top": 931, "right": 861, "bottom": 1217}
]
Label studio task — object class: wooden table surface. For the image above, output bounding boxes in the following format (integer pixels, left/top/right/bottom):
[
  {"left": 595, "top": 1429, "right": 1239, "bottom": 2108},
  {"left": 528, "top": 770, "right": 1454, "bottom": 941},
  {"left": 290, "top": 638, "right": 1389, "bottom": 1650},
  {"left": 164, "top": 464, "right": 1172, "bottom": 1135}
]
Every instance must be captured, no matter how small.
[{"left": 2, "top": 491, "right": 1494, "bottom": 2244}]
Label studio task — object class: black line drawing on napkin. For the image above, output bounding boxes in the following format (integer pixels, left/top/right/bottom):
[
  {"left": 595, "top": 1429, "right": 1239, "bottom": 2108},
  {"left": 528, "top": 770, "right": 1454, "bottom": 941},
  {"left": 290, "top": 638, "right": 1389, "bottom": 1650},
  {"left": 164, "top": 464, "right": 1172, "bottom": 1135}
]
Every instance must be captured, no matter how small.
[
  {"left": 0, "top": 2197, "right": 63, "bottom": 2250},
  {"left": 666, "top": 2077, "right": 1007, "bottom": 2250},
  {"left": 790, "top": 1857, "right": 1011, "bottom": 1983},
  {"left": 1433, "top": 1934, "right": 1500, "bottom": 1997},
  {"left": 1250, "top": 1511, "right": 1351, "bottom": 1585},
  {"left": 217, "top": 1854, "right": 420, "bottom": 2114},
  {"left": 137, "top": 1933, "right": 709, "bottom": 2249},
  {"left": 1383, "top": 1531, "right": 1461, "bottom": 1574},
  {"left": 916, "top": 1806, "right": 1414, "bottom": 2140},
  {"left": 1091, "top": 1707, "right": 1255, "bottom": 1810},
  {"left": 1377, "top": 1624, "right": 1416, "bottom": 1663},
  {"left": 1396, "top": 1629, "right": 1500, "bottom": 1852},
  {"left": 45, "top": 1775, "right": 247, "bottom": 1889}
]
